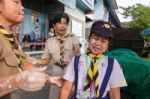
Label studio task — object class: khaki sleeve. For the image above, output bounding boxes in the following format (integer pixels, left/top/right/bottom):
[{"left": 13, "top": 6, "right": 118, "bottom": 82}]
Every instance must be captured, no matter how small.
[
  {"left": 42, "top": 40, "right": 51, "bottom": 60},
  {"left": 72, "top": 36, "right": 80, "bottom": 45},
  {"left": 72, "top": 36, "right": 80, "bottom": 55}
]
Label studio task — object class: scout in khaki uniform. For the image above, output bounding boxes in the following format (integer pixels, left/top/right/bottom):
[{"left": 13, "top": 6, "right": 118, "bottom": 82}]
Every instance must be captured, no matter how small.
[
  {"left": 0, "top": 0, "right": 61, "bottom": 99},
  {"left": 35, "top": 12, "right": 81, "bottom": 99},
  {"left": 60, "top": 21, "right": 127, "bottom": 99}
]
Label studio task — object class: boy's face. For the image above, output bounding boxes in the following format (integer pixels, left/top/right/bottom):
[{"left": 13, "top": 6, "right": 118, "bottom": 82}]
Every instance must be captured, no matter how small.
[
  {"left": 35, "top": 27, "right": 39, "bottom": 32},
  {"left": 89, "top": 33, "right": 109, "bottom": 54},
  {"left": 53, "top": 18, "right": 68, "bottom": 36},
  {"left": 0, "top": 0, "right": 24, "bottom": 25}
]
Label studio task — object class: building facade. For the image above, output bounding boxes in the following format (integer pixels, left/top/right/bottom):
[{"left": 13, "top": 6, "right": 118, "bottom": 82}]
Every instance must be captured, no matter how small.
[{"left": 18, "top": 0, "right": 120, "bottom": 52}]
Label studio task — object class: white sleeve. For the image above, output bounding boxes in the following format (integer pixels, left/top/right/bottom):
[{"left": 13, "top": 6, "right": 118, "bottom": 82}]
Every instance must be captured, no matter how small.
[
  {"left": 63, "top": 57, "right": 75, "bottom": 82},
  {"left": 109, "top": 59, "right": 127, "bottom": 88}
]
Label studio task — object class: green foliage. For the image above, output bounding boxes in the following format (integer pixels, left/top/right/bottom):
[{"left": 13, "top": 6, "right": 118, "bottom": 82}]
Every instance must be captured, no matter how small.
[
  {"left": 143, "top": 35, "right": 150, "bottom": 41},
  {"left": 120, "top": 4, "right": 150, "bottom": 29}
]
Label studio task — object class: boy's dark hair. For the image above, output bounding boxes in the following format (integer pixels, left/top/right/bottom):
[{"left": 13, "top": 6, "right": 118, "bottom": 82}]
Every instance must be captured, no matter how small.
[{"left": 52, "top": 12, "right": 70, "bottom": 25}]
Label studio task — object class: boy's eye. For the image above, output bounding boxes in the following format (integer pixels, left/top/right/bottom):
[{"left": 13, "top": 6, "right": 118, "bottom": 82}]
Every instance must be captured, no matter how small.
[
  {"left": 14, "top": 0, "right": 19, "bottom": 3},
  {"left": 63, "top": 22, "right": 67, "bottom": 25},
  {"left": 102, "top": 40, "right": 107, "bottom": 43},
  {"left": 92, "top": 35, "right": 98, "bottom": 39},
  {"left": 14, "top": 0, "right": 21, "bottom": 4}
]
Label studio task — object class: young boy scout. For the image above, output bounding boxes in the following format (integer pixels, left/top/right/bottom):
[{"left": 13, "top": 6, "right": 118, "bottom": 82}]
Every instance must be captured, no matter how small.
[
  {"left": 0, "top": 0, "right": 61, "bottom": 99},
  {"left": 60, "top": 21, "right": 127, "bottom": 99},
  {"left": 35, "top": 12, "right": 81, "bottom": 99}
]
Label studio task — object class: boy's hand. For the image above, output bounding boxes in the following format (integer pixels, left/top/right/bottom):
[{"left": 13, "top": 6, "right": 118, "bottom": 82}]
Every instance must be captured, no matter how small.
[{"left": 13, "top": 67, "right": 47, "bottom": 91}]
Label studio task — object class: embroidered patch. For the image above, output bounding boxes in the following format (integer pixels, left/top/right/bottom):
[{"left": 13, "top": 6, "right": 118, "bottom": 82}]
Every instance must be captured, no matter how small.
[{"left": 79, "top": 61, "right": 84, "bottom": 67}]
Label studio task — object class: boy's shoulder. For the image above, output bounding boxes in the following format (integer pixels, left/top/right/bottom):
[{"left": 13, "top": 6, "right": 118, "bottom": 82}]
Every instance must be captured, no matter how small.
[
  {"left": 46, "top": 37, "right": 57, "bottom": 42},
  {"left": 73, "top": 54, "right": 86, "bottom": 59}
]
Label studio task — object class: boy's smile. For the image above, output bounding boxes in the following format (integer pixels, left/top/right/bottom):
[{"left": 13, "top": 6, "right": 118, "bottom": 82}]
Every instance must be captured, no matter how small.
[{"left": 89, "top": 34, "right": 109, "bottom": 54}]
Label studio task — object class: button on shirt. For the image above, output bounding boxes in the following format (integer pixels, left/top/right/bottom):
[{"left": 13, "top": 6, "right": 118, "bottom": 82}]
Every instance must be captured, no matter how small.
[{"left": 63, "top": 54, "right": 127, "bottom": 98}]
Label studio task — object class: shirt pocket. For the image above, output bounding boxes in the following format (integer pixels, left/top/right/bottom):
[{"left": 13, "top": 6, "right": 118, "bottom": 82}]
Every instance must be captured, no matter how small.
[
  {"left": 4, "top": 55, "right": 18, "bottom": 67},
  {"left": 64, "top": 46, "right": 74, "bottom": 62},
  {"left": 48, "top": 43, "right": 60, "bottom": 54},
  {"left": 49, "top": 45, "right": 60, "bottom": 62},
  {"left": 64, "top": 45, "right": 72, "bottom": 53},
  {"left": 65, "top": 38, "right": 73, "bottom": 51}
]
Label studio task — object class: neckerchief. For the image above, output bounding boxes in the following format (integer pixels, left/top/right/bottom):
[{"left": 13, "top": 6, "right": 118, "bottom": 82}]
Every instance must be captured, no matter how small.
[
  {"left": 0, "top": 25, "right": 24, "bottom": 72},
  {"left": 84, "top": 49, "right": 104, "bottom": 98},
  {"left": 55, "top": 34, "right": 69, "bottom": 68}
]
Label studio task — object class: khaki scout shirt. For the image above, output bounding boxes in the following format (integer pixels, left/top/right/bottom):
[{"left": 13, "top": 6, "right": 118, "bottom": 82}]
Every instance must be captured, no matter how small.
[
  {"left": 0, "top": 34, "right": 25, "bottom": 77},
  {"left": 42, "top": 34, "right": 79, "bottom": 65}
]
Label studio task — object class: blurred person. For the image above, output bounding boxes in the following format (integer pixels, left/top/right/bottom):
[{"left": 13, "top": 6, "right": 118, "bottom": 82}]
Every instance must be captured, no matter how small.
[
  {"left": 29, "top": 27, "right": 41, "bottom": 50},
  {"left": 29, "top": 30, "right": 35, "bottom": 42},
  {"left": 29, "top": 27, "right": 41, "bottom": 42},
  {"left": 34, "top": 26, "right": 41, "bottom": 42},
  {"left": 60, "top": 21, "right": 127, "bottom": 99},
  {"left": 34, "top": 12, "right": 81, "bottom": 99},
  {"left": 22, "top": 34, "right": 31, "bottom": 42},
  {"left": 0, "top": 0, "right": 61, "bottom": 99},
  {"left": 48, "top": 28, "right": 55, "bottom": 38}
]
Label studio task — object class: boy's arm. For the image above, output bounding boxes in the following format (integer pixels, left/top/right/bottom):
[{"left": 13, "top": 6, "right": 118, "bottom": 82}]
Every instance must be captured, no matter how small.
[
  {"left": 109, "top": 88, "right": 120, "bottom": 99},
  {"left": 72, "top": 36, "right": 81, "bottom": 55},
  {"left": 73, "top": 44, "right": 81, "bottom": 55},
  {"left": 60, "top": 80, "right": 73, "bottom": 99},
  {"left": 36, "top": 58, "right": 50, "bottom": 65}
]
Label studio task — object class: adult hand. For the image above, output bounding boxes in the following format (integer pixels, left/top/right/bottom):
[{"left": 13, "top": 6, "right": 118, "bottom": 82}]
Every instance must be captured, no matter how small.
[
  {"left": 47, "top": 76, "right": 62, "bottom": 87},
  {"left": 12, "top": 67, "right": 48, "bottom": 91},
  {"left": 26, "top": 56, "right": 38, "bottom": 65}
]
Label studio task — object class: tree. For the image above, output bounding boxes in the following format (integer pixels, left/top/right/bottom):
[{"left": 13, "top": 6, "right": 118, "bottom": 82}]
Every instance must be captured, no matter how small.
[{"left": 120, "top": 4, "right": 150, "bottom": 29}]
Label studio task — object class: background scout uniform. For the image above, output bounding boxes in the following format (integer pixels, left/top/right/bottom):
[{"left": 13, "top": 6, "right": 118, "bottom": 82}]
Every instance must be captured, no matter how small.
[
  {"left": 42, "top": 34, "right": 79, "bottom": 99},
  {"left": 0, "top": 26, "right": 26, "bottom": 99}
]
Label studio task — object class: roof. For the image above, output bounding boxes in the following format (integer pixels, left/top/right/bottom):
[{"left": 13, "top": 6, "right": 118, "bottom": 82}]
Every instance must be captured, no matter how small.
[
  {"left": 104, "top": 0, "right": 122, "bottom": 28},
  {"left": 112, "top": 28, "right": 143, "bottom": 40}
]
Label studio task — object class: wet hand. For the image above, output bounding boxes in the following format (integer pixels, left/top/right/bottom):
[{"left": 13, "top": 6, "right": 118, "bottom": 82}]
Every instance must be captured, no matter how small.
[
  {"left": 47, "top": 76, "right": 62, "bottom": 87},
  {"left": 12, "top": 67, "right": 48, "bottom": 91},
  {"left": 26, "top": 57, "right": 39, "bottom": 65}
]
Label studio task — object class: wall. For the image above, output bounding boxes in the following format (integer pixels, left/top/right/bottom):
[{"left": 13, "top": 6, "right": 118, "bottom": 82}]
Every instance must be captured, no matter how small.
[
  {"left": 22, "top": 8, "right": 48, "bottom": 36},
  {"left": 65, "top": 6, "right": 86, "bottom": 53},
  {"left": 93, "top": 0, "right": 105, "bottom": 20}
]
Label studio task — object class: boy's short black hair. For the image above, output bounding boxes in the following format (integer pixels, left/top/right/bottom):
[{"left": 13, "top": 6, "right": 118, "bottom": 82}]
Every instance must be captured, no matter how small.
[{"left": 52, "top": 12, "right": 70, "bottom": 25}]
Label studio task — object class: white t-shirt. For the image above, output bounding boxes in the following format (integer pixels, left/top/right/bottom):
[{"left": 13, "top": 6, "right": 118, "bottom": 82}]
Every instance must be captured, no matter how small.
[
  {"left": 64, "top": 54, "right": 127, "bottom": 98},
  {"left": 49, "top": 32, "right": 54, "bottom": 37}
]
